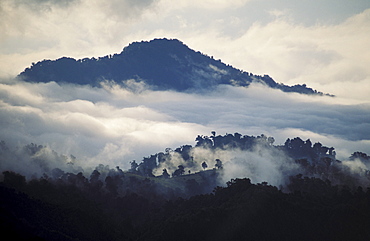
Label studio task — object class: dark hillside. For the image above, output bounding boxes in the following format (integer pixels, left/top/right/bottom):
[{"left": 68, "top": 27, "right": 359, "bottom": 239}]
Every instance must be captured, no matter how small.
[
  {"left": 2, "top": 176, "right": 370, "bottom": 241},
  {"left": 18, "top": 38, "right": 329, "bottom": 95}
]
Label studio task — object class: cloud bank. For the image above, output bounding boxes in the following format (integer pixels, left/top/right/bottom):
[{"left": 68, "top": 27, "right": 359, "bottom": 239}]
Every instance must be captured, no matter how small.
[
  {"left": 1, "top": 79, "right": 369, "bottom": 176},
  {"left": 1, "top": 0, "right": 369, "bottom": 182}
]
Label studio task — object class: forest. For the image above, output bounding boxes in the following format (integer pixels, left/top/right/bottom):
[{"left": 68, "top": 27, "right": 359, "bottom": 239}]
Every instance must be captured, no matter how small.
[{"left": 1, "top": 132, "right": 370, "bottom": 240}]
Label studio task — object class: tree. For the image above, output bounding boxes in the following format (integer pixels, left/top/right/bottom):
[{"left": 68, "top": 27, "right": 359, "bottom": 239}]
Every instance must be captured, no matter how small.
[
  {"left": 137, "top": 155, "right": 157, "bottom": 177},
  {"left": 350, "top": 152, "right": 369, "bottom": 161},
  {"left": 267, "top": 136, "right": 275, "bottom": 145},
  {"left": 2, "top": 171, "right": 26, "bottom": 190},
  {"left": 105, "top": 175, "right": 123, "bottom": 196},
  {"left": 129, "top": 160, "right": 139, "bottom": 173},
  {"left": 162, "top": 169, "right": 170, "bottom": 179},
  {"left": 116, "top": 166, "right": 124, "bottom": 177},
  {"left": 90, "top": 170, "right": 100, "bottom": 183},
  {"left": 89, "top": 170, "right": 103, "bottom": 191},
  {"left": 195, "top": 135, "right": 213, "bottom": 148},
  {"left": 215, "top": 159, "right": 223, "bottom": 169},
  {"left": 202, "top": 161, "right": 208, "bottom": 170},
  {"left": 172, "top": 165, "right": 185, "bottom": 177}
]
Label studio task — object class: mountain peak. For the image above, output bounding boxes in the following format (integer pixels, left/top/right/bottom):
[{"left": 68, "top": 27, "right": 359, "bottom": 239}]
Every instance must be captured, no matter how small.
[
  {"left": 124, "top": 38, "right": 186, "bottom": 49},
  {"left": 18, "top": 38, "right": 330, "bottom": 95}
]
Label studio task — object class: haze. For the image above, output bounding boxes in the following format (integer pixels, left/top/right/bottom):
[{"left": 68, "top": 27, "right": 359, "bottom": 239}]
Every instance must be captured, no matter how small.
[{"left": 0, "top": 0, "right": 369, "bottom": 171}]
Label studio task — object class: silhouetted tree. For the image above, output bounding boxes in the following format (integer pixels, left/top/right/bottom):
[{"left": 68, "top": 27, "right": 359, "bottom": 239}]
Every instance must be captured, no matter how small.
[
  {"left": 105, "top": 175, "right": 123, "bottom": 196},
  {"left": 89, "top": 170, "right": 103, "bottom": 191},
  {"left": 116, "top": 166, "right": 124, "bottom": 177},
  {"left": 2, "top": 171, "right": 26, "bottom": 190},
  {"left": 162, "top": 169, "right": 170, "bottom": 179},
  {"left": 267, "top": 136, "right": 275, "bottom": 145},
  {"left": 215, "top": 159, "right": 223, "bottom": 169},
  {"left": 350, "top": 152, "right": 369, "bottom": 161},
  {"left": 172, "top": 165, "right": 185, "bottom": 177},
  {"left": 195, "top": 135, "right": 213, "bottom": 148},
  {"left": 138, "top": 155, "right": 157, "bottom": 177},
  {"left": 0, "top": 140, "right": 9, "bottom": 151},
  {"left": 129, "top": 160, "right": 139, "bottom": 173}
]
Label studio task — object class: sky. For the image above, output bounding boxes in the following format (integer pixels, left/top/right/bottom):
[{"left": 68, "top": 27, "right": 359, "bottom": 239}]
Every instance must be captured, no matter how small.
[
  {"left": 0, "top": 0, "right": 370, "bottom": 175},
  {"left": 1, "top": 0, "right": 370, "bottom": 101}
]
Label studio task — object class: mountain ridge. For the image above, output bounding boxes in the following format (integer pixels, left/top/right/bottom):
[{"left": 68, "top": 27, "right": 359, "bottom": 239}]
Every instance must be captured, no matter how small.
[{"left": 18, "top": 38, "right": 331, "bottom": 95}]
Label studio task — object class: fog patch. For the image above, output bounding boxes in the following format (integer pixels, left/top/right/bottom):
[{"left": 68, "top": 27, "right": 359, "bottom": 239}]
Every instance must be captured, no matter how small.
[
  {"left": 0, "top": 141, "right": 82, "bottom": 180},
  {"left": 0, "top": 79, "right": 369, "bottom": 179},
  {"left": 153, "top": 143, "right": 299, "bottom": 187},
  {"left": 342, "top": 159, "right": 368, "bottom": 174},
  {"left": 220, "top": 145, "right": 299, "bottom": 187}
]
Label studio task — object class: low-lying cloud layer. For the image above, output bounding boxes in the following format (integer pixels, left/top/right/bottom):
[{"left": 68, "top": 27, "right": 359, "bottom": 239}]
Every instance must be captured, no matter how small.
[{"left": 1, "top": 79, "right": 369, "bottom": 177}]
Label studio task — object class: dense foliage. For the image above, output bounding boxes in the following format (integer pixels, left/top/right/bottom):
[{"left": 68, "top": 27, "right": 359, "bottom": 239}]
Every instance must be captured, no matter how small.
[
  {"left": 1, "top": 132, "right": 370, "bottom": 240},
  {"left": 2, "top": 174, "right": 370, "bottom": 240}
]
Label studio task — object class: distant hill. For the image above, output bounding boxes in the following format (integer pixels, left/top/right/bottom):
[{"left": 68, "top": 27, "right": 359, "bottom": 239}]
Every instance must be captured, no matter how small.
[{"left": 18, "top": 38, "right": 330, "bottom": 95}]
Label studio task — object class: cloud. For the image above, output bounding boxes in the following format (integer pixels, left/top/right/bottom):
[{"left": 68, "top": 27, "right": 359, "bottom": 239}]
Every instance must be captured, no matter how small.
[
  {"left": 0, "top": 0, "right": 159, "bottom": 77},
  {"left": 139, "top": 83, "right": 370, "bottom": 142},
  {"left": 157, "top": 0, "right": 251, "bottom": 10},
  {"left": 0, "top": 80, "right": 206, "bottom": 169},
  {"left": 1, "top": 0, "right": 369, "bottom": 188},
  {"left": 152, "top": 143, "right": 299, "bottom": 187},
  {"left": 0, "top": 142, "right": 80, "bottom": 179},
  {"left": 1, "top": 78, "right": 369, "bottom": 178},
  {"left": 0, "top": 0, "right": 369, "bottom": 106},
  {"left": 181, "top": 8, "right": 370, "bottom": 102},
  {"left": 219, "top": 146, "right": 298, "bottom": 187}
]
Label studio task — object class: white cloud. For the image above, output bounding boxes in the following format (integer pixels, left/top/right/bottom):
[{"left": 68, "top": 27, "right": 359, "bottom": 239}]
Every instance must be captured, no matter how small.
[
  {"left": 0, "top": 0, "right": 370, "bottom": 182},
  {"left": 153, "top": 143, "right": 299, "bottom": 187},
  {"left": 157, "top": 0, "right": 251, "bottom": 10},
  {"left": 181, "top": 8, "right": 370, "bottom": 102},
  {"left": 0, "top": 0, "right": 369, "bottom": 104},
  {"left": 0, "top": 0, "right": 159, "bottom": 76},
  {"left": 1, "top": 80, "right": 369, "bottom": 174}
]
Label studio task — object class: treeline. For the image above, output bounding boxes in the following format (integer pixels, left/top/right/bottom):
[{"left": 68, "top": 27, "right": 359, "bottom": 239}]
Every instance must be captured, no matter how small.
[
  {"left": 0, "top": 164, "right": 220, "bottom": 240},
  {"left": 2, "top": 173, "right": 370, "bottom": 240},
  {"left": 131, "top": 132, "right": 280, "bottom": 179},
  {"left": 1, "top": 132, "right": 369, "bottom": 191},
  {"left": 1, "top": 132, "right": 370, "bottom": 240}
]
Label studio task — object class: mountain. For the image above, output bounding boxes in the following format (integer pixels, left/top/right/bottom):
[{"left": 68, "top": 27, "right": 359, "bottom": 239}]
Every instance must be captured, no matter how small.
[{"left": 18, "top": 38, "right": 329, "bottom": 95}]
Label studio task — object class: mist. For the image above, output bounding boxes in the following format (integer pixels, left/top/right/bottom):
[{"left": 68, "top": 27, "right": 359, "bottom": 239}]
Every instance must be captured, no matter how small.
[
  {"left": 153, "top": 143, "right": 299, "bottom": 188},
  {"left": 0, "top": 78, "right": 369, "bottom": 182}
]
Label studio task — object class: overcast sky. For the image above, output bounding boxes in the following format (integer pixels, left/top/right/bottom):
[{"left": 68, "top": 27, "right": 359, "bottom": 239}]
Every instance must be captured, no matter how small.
[
  {"left": 0, "top": 0, "right": 369, "bottom": 173},
  {"left": 1, "top": 0, "right": 370, "bottom": 101}
]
